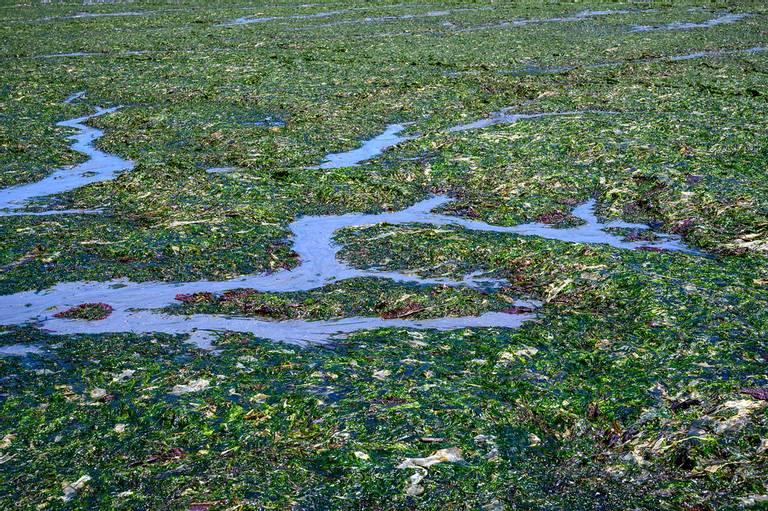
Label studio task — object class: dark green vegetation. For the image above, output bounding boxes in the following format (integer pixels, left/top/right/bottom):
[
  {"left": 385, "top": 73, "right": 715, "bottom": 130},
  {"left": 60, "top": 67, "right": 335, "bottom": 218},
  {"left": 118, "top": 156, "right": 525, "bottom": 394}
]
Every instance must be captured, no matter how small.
[
  {"left": 1, "top": 1, "right": 768, "bottom": 509},
  {"left": 53, "top": 302, "right": 114, "bottom": 321},
  {"left": 167, "top": 280, "right": 520, "bottom": 321}
]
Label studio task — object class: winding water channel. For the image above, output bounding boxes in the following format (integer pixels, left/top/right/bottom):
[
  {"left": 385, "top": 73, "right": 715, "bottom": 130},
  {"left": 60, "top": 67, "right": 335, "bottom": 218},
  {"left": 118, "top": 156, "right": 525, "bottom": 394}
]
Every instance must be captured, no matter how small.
[
  {"left": 0, "top": 192, "right": 696, "bottom": 348},
  {"left": 0, "top": 96, "right": 699, "bottom": 350},
  {"left": 0, "top": 103, "right": 133, "bottom": 216}
]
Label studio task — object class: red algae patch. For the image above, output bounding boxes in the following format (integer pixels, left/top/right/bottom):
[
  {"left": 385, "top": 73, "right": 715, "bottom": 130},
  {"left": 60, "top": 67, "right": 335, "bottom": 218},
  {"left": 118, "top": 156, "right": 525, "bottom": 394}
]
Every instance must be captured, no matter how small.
[
  {"left": 502, "top": 306, "right": 535, "bottom": 314},
  {"left": 535, "top": 210, "right": 569, "bottom": 224},
  {"left": 53, "top": 303, "right": 113, "bottom": 321},
  {"left": 0, "top": 194, "right": 697, "bottom": 344},
  {"left": 175, "top": 292, "right": 215, "bottom": 303},
  {"left": 219, "top": 289, "right": 259, "bottom": 302},
  {"left": 638, "top": 246, "right": 670, "bottom": 253},
  {"left": 380, "top": 302, "right": 425, "bottom": 319}
]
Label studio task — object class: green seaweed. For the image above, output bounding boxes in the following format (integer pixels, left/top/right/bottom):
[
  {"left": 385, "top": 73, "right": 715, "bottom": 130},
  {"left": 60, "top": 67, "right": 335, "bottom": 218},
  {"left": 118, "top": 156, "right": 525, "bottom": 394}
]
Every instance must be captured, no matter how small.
[{"left": 1, "top": 1, "right": 767, "bottom": 509}]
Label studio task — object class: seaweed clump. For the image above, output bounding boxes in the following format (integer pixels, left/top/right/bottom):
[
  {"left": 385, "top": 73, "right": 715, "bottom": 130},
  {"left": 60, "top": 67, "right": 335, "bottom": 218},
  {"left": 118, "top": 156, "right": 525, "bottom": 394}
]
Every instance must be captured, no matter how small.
[{"left": 53, "top": 302, "right": 113, "bottom": 320}]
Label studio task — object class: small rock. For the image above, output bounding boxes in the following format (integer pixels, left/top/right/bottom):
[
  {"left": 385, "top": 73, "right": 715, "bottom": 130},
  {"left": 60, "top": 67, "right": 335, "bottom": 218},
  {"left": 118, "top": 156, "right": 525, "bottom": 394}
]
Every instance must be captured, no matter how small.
[
  {"left": 111, "top": 369, "right": 136, "bottom": 383},
  {"left": 372, "top": 370, "right": 391, "bottom": 380},
  {"left": 405, "top": 471, "right": 425, "bottom": 496},
  {"left": 741, "top": 388, "right": 768, "bottom": 401},
  {"left": 61, "top": 475, "right": 91, "bottom": 502},
  {"left": 397, "top": 447, "right": 463, "bottom": 469},
  {"left": 89, "top": 388, "right": 107, "bottom": 400},
  {"left": 170, "top": 379, "right": 210, "bottom": 395}
]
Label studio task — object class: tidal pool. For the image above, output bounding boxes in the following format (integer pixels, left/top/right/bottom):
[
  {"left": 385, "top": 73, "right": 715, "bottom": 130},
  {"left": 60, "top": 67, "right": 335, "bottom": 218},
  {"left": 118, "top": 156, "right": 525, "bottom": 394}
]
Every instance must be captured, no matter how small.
[
  {"left": 63, "top": 91, "right": 86, "bottom": 104},
  {"left": 37, "top": 11, "right": 152, "bottom": 22},
  {"left": 34, "top": 50, "right": 153, "bottom": 59},
  {"left": 311, "top": 110, "right": 616, "bottom": 169},
  {"left": 206, "top": 167, "right": 238, "bottom": 174},
  {"left": 0, "top": 95, "right": 698, "bottom": 348},
  {"left": 667, "top": 46, "right": 766, "bottom": 60}
]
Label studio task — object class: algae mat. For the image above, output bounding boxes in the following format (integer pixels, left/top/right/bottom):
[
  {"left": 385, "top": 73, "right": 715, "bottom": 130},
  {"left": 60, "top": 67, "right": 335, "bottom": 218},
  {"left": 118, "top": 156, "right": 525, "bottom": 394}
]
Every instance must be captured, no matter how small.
[{"left": 1, "top": 1, "right": 767, "bottom": 510}]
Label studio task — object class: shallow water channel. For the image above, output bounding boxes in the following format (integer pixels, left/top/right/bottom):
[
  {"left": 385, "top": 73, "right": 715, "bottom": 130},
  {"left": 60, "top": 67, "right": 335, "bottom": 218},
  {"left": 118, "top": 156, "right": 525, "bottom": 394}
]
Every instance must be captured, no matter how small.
[
  {"left": 0, "top": 193, "right": 697, "bottom": 349},
  {"left": 0, "top": 97, "right": 699, "bottom": 351},
  {"left": 0, "top": 102, "right": 133, "bottom": 216}
]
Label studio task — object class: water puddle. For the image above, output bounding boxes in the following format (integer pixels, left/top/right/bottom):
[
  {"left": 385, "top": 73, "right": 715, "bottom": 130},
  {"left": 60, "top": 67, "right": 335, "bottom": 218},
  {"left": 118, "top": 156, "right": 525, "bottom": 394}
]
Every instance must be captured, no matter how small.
[
  {"left": 221, "top": 9, "right": 352, "bottom": 26},
  {"left": 39, "top": 311, "right": 539, "bottom": 347},
  {"left": 206, "top": 167, "right": 238, "bottom": 175},
  {"left": 0, "top": 208, "right": 103, "bottom": 217},
  {"left": 587, "top": 46, "right": 766, "bottom": 68},
  {"left": 308, "top": 123, "right": 412, "bottom": 169},
  {"left": 0, "top": 96, "right": 700, "bottom": 347},
  {"left": 38, "top": 11, "right": 152, "bottom": 22},
  {"left": 456, "top": 9, "right": 634, "bottom": 33},
  {"left": 0, "top": 194, "right": 697, "bottom": 346},
  {"left": 446, "top": 46, "right": 766, "bottom": 78},
  {"left": 36, "top": 50, "right": 152, "bottom": 59},
  {"left": 448, "top": 110, "right": 612, "bottom": 132},
  {"left": 64, "top": 91, "right": 86, "bottom": 104},
  {"left": 39, "top": 52, "right": 100, "bottom": 58},
  {"left": 0, "top": 344, "right": 42, "bottom": 356},
  {"left": 309, "top": 111, "right": 609, "bottom": 169},
  {"left": 630, "top": 12, "right": 749, "bottom": 32},
  {"left": 449, "top": 9, "right": 747, "bottom": 35},
  {"left": 222, "top": 6, "right": 489, "bottom": 28},
  {"left": 446, "top": 66, "right": 573, "bottom": 78},
  {"left": 667, "top": 46, "right": 766, "bottom": 61},
  {"left": 0, "top": 100, "right": 133, "bottom": 216},
  {"left": 499, "top": 65, "right": 575, "bottom": 76},
  {"left": 9, "top": 49, "right": 228, "bottom": 61},
  {"left": 242, "top": 116, "right": 285, "bottom": 128},
  {"left": 292, "top": 8, "right": 493, "bottom": 30}
]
